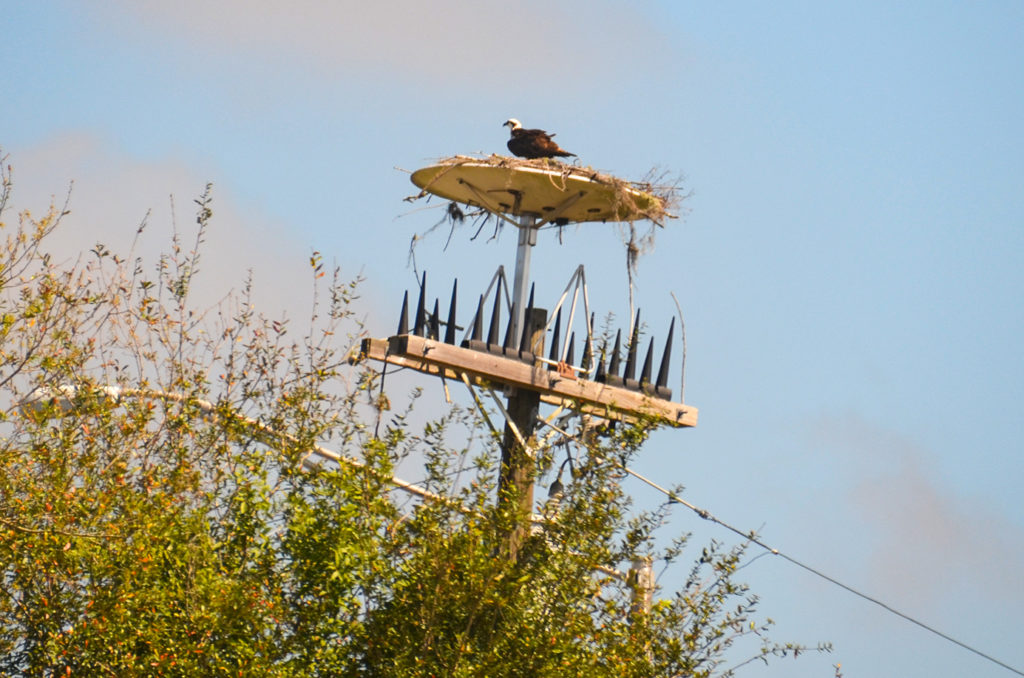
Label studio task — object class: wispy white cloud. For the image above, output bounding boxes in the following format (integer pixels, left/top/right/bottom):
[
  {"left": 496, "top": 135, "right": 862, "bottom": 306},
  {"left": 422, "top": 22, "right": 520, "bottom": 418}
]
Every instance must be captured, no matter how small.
[
  {"left": 808, "top": 414, "right": 1024, "bottom": 609},
  {"left": 87, "top": 0, "right": 676, "bottom": 94},
  {"left": 5, "top": 133, "right": 315, "bottom": 318}
]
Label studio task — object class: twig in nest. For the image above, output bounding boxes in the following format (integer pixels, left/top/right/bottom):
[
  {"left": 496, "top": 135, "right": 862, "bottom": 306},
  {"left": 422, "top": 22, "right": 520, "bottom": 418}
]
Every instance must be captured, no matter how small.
[
  {"left": 443, "top": 202, "right": 465, "bottom": 251},
  {"left": 669, "top": 291, "right": 687, "bottom": 403},
  {"left": 403, "top": 156, "right": 691, "bottom": 285},
  {"left": 469, "top": 210, "right": 495, "bottom": 242}
]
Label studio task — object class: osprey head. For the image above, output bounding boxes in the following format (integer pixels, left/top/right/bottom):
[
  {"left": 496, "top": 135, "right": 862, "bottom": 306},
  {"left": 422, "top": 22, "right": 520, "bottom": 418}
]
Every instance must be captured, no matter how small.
[{"left": 503, "top": 118, "right": 522, "bottom": 131}]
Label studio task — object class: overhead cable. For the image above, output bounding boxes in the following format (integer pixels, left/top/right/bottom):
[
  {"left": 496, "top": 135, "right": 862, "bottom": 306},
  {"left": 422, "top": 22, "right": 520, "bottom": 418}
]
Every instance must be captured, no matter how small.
[{"left": 622, "top": 465, "right": 1024, "bottom": 677}]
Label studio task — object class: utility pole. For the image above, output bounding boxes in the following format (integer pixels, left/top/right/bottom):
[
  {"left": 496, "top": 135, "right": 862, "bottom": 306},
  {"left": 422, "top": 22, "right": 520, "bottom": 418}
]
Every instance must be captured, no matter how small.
[
  {"left": 365, "top": 154, "right": 698, "bottom": 571},
  {"left": 497, "top": 306, "right": 546, "bottom": 560}
]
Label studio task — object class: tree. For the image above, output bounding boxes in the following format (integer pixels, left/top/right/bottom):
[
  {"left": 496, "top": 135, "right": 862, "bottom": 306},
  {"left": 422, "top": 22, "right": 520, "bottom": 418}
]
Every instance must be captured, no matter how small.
[{"left": 0, "top": 157, "right": 825, "bottom": 676}]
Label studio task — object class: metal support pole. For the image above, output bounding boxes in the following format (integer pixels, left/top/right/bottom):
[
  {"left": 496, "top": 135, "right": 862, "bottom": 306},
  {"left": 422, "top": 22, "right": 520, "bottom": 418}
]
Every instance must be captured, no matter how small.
[{"left": 510, "top": 213, "right": 537, "bottom": 345}]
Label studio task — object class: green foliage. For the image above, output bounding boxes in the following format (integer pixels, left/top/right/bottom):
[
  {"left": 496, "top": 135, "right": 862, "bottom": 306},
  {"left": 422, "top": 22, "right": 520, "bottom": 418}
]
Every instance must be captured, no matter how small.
[{"left": 0, "top": 160, "right": 825, "bottom": 676}]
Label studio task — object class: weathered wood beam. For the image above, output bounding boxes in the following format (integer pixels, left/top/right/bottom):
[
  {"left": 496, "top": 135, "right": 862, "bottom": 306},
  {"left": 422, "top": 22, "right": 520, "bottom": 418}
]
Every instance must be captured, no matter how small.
[{"left": 354, "top": 335, "right": 697, "bottom": 428}]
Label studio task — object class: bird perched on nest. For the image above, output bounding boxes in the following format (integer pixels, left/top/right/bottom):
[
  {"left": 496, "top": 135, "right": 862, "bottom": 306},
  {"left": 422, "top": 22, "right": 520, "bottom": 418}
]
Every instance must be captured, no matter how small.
[{"left": 503, "top": 118, "right": 577, "bottom": 159}]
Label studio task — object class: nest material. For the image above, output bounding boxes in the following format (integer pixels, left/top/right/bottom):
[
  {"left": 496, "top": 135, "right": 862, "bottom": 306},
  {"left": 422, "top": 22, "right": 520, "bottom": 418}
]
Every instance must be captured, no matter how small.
[
  {"left": 403, "top": 154, "right": 691, "bottom": 326},
  {"left": 406, "top": 154, "right": 683, "bottom": 228}
]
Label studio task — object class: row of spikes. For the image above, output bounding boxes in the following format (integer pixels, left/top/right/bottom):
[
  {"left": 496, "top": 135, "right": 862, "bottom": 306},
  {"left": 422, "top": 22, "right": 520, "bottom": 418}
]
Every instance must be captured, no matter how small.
[
  {"left": 397, "top": 272, "right": 569, "bottom": 366},
  {"left": 462, "top": 277, "right": 548, "bottom": 364},
  {"left": 594, "top": 309, "right": 675, "bottom": 401},
  {"left": 396, "top": 273, "right": 675, "bottom": 400},
  {"left": 545, "top": 306, "right": 592, "bottom": 370},
  {"left": 396, "top": 272, "right": 460, "bottom": 344}
]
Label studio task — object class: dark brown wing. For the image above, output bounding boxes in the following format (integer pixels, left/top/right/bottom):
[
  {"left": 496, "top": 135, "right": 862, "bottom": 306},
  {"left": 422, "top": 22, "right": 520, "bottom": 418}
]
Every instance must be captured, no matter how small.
[
  {"left": 508, "top": 128, "right": 576, "bottom": 159},
  {"left": 523, "top": 127, "right": 555, "bottom": 138}
]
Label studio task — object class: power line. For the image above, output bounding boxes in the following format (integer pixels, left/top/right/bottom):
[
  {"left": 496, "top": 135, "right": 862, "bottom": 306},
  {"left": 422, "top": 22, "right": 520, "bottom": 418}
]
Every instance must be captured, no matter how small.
[
  {"left": 621, "top": 465, "right": 1024, "bottom": 677},
  {"left": 93, "top": 379, "right": 1007, "bottom": 671}
]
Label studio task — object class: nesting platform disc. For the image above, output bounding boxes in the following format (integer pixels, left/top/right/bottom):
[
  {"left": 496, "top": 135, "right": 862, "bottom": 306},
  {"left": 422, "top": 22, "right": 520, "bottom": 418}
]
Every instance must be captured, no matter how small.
[{"left": 410, "top": 156, "right": 666, "bottom": 223}]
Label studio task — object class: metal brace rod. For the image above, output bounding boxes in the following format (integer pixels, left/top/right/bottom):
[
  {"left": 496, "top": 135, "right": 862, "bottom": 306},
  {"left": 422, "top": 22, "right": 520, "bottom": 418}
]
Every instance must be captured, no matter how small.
[
  {"left": 460, "top": 266, "right": 512, "bottom": 345},
  {"left": 581, "top": 268, "right": 594, "bottom": 371},
  {"left": 561, "top": 285, "right": 581, "bottom": 363},
  {"left": 456, "top": 179, "right": 525, "bottom": 229},
  {"left": 536, "top": 416, "right": 578, "bottom": 444},
  {"left": 535, "top": 403, "right": 571, "bottom": 449},
  {"left": 539, "top": 265, "right": 595, "bottom": 377},
  {"left": 458, "top": 372, "right": 503, "bottom": 441},
  {"left": 485, "top": 385, "right": 531, "bottom": 457},
  {"left": 543, "top": 402, "right": 568, "bottom": 426},
  {"left": 534, "top": 190, "right": 586, "bottom": 229},
  {"left": 537, "top": 425, "right": 571, "bottom": 451}
]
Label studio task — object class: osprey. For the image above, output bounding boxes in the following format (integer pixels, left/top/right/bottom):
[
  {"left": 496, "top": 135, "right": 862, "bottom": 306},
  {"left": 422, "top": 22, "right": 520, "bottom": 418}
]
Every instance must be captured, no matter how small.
[{"left": 503, "top": 119, "right": 576, "bottom": 159}]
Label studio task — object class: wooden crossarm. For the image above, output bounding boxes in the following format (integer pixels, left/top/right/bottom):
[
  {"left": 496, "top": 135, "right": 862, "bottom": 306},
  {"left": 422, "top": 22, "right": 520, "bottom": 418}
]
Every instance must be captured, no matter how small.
[{"left": 355, "top": 335, "right": 697, "bottom": 428}]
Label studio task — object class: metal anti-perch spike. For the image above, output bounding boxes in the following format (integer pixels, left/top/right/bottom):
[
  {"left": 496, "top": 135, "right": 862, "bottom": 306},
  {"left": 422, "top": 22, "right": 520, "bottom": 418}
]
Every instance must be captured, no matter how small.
[
  {"left": 653, "top": 317, "right": 675, "bottom": 400},
  {"left": 656, "top": 317, "right": 675, "bottom": 389},
  {"left": 429, "top": 298, "right": 440, "bottom": 340},
  {"left": 548, "top": 308, "right": 562, "bottom": 363},
  {"left": 444, "top": 279, "right": 458, "bottom": 344},
  {"left": 486, "top": 285, "right": 501, "bottom": 349},
  {"left": 608, "top": 329, "right": 622, "bottom": 376},
  {"left": 519, "top": 284, "right": 535, "bottom": 353},
  {"left": 623, "top": 309, "right": 640, "bottom": 382},
  {"left": 464, "top": 294, "right": 487, "bottom": 352},
  {"left": 413, "top": 271, "right": 427, "bottom": 337},
  {"left": 471, "top": 295, "right": 484, "bottom": 341},
  {"left": 518, "top": 284, "right": 537, "bottom": 362},
  {"left": 605, "top": 329, "right": 624, "bottom": 387},
  {"left": 640, "top": 336, "right": 654, "bottom": 388},
  {"left": 397, "top": 290, "right": 409, "bottom": 335},
  {"left": 502, "top": 303, "right": 517, "bottom": 353},
  {"left": 581, "top": 312, "right": 595, "bottom": 373}
]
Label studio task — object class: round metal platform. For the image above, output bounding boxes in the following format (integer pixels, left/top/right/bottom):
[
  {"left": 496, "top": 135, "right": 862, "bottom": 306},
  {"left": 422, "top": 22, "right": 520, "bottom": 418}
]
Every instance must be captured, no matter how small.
[{"left": 410, "top": 157, "right": 665, "bottom": 224}]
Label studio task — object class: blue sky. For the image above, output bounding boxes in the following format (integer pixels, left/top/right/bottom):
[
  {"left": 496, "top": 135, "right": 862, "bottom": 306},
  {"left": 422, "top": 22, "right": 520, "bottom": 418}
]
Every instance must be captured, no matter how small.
[{"left": 5, "top": 2, "right": 1024, "bottom": 675}]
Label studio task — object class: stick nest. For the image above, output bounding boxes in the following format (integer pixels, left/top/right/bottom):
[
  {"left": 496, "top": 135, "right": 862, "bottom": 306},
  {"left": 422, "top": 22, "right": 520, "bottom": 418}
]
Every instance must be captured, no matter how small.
[
  {"left": 402, "top": 154, "right": 691, "bottom": 309},
  {"left": 405, "top": 154, "right": 686, "bottom": 228}
]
